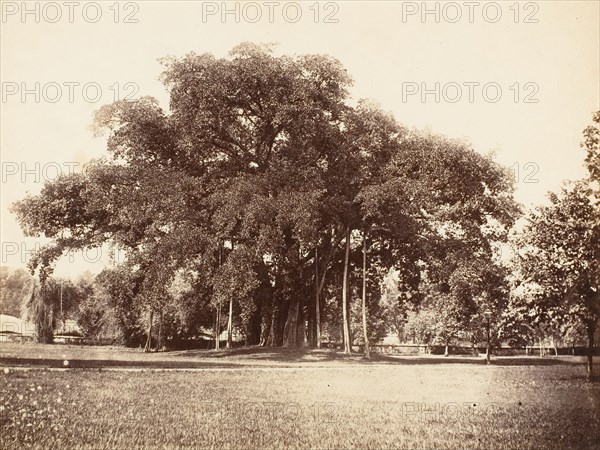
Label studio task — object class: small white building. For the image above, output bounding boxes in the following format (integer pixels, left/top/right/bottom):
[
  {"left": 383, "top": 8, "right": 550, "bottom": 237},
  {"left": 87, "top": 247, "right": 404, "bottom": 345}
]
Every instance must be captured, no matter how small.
[{"left": 0, "top": 314, "right": 35, "bottom": 342}]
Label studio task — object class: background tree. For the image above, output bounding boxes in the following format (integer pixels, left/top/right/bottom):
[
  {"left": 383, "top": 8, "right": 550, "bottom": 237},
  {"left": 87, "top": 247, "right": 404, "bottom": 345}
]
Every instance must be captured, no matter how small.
[
  {"left": 505, "top": 111, "right": 599, "bottom": 379},
  {"left": 512, "top": 180, "right": 599, "bottom": 379},
  {"left": 581, "top": 110, "right": 600, "bottom": 192},
  {"left": 1, "top": 267, "right": 34, "bottom": 318},
  {"left": 23, "top": 277, "right": 80, "bottom": 343}
]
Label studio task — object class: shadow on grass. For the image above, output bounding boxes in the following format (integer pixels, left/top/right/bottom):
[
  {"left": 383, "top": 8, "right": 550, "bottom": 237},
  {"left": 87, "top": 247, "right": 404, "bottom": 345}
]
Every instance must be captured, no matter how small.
[
  {"left": 170, "top": 346, "right": 595, "bottom": 366},
  {"left": 0, "top": 357, "right": 243, "bottom": 369},
  {"left": 1, "top": 346, "right": 597, "bottom": 370}
]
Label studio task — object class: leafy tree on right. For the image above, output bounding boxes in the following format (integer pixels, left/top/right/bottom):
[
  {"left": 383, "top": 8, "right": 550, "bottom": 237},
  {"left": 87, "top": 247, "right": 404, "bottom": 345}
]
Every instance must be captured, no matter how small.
[{"left": 508, "top": 111, "right": 599, "bottom": 380}]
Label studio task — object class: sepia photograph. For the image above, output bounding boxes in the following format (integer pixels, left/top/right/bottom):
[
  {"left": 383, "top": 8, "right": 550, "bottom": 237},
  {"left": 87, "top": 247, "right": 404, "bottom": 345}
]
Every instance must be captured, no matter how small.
[{"left": 1, "top": 1, "right": 599, "bottom": 448}]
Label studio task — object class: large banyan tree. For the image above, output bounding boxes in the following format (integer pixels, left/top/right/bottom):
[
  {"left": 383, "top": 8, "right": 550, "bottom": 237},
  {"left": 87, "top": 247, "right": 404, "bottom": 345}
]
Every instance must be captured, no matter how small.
[{"left": 12, "top": 43, "right": 518, "bottom": 350}]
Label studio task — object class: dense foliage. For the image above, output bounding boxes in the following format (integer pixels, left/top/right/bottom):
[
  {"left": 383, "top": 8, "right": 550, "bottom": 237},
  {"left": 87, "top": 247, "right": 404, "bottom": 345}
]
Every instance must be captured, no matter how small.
[{"left": 11, "top": 45, "right": 596, "bottom": 371}]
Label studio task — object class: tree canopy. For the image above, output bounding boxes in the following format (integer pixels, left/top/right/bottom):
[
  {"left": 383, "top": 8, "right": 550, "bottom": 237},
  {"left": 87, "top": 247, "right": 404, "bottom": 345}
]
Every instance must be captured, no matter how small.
[{"left": 12, "top": 43, "right": 521, "bottom": 351}]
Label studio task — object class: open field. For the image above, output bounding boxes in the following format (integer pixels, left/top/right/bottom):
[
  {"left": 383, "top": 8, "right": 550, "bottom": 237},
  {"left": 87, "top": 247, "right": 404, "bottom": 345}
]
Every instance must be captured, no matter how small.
[{"left": 1, "top": 344, "right": 599, "bottom": 449}]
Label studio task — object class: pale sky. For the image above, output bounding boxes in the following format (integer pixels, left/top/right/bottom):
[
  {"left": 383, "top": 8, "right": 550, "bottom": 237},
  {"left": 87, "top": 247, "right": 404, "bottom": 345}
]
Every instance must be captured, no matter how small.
[{"left": 1, "top": 1, "right": 599, "bottom": 276}]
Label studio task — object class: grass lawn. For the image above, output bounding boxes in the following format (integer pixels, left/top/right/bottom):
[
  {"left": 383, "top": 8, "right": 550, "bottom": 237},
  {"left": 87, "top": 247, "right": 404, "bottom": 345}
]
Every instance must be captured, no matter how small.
[{"left": 1, "top": 344, "right": 599, "bottom": 449}]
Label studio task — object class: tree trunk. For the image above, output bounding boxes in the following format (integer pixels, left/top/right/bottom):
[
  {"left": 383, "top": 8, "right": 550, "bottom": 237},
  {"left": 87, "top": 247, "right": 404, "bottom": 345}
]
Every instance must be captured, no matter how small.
[
  {"left": 213, "top": 310, "right": 217, "bottom": 349},
  {"left": 315, "top": 245, "right": 322, "bottom": 349},
  {"left": 283, "top": 297, "right": 300, "bottom": 347},
  {"left": 215, "top": 243, "right": 223, "bottom": 350},
  {"left": 226, "top": 298, "right": 233, "bottom": 349},
  {"left": 298, "top": 295, "right": 306, "bottom": 346},
  {"left": 307, "top": 306, "right": 315, "bottom": 347},
  {"left": 155, "top": 308, "right": 163, "bottom": 352},
  {"left": 215, "top": 305, "right": 221, "bottom": 350},
  {"left": 342, "top": 226, "right": 352, "bottom": 354},
  {"left": 226, "top": 239, "right": 235, "bottom": 349},
  {"left": 266, "top": 302, "right": 277, "bottom": 347},
  {"left": 144, "top": 310, "right": 153, "bottom": 352},
  {"left": 34, "top": 285, "right": 54, "bottom": 344},
  {"left": 259, "top": 311, "right": 270, "bottom": 346},
  {"left": 361, "top": 231, "right": 370, "bottom": 359},
  {"left": 283, "top": 246, "right": 306, "bottom": 348},
  {"left": 586, "top": 320, "right": 596, "bottom": 381},
  {"left": 444, "top": 344, "right": 449, "bottom": 357}
]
